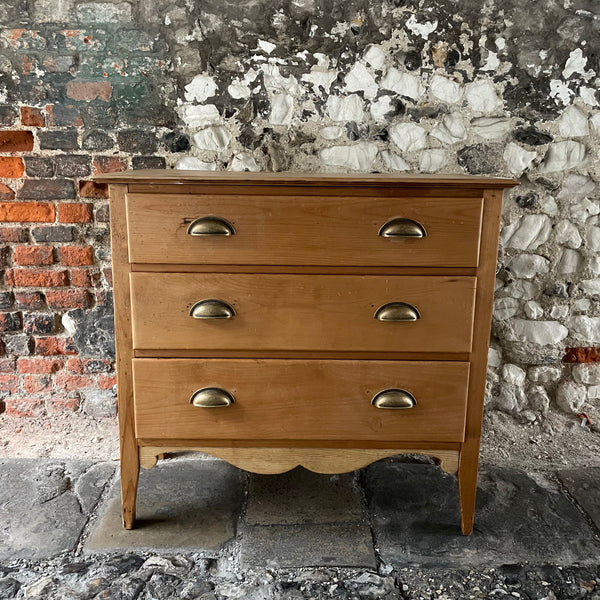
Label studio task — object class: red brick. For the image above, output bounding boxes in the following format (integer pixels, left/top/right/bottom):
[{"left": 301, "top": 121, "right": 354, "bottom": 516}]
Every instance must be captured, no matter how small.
[
  {"left": 54, "top": 373, "right": 93, "bottom": 391},
  {"left": 0, "top": 374, "right": 18, "bottom": 393},
  {"left": 0, "top": 157, "right": 25, "bottom": 178},
  {"left": 67, "top": 80, "right": 112, "bottom": 101},
  {"left": 563, "top": 347, "right": 600, "bottom": 363},
  {"left": 98, "top": 375, "right": 117, "bottom": 389},
  {"left": 0, "top": 184, "right": 15, "bottom": 200},
  {"left": 47, "top": 393, "right": 80, "bottom": 413},
  {"left": 79, "top": 180, "right": 109, "bottom": 198},
  {"left": 58, "top": 203, "right": 93, "bottom": 223},
  {"left": 34, "top": 336, "right": 77, "bottom": 356},
  {"left": 17, "top": 357, "right": 63, "bottom": 373},
  {"left": 0, "top": 312, "right": 21, "bottom": 332},
  {"left": 23, "top": 374, "right": 51, "bottom": 393},
  {"left": 59, "top": 245, "right": 94, "bottom": 266},
  {"left": 0, "top": 131, "right": 34, "bottom": 152},
  {"left": 0, "top": 202, "right": 55, "bottom": 222},
  {"left": 45, "top": 289, "right": 90, "bottom": 309},
  {"left": 70, "top": 268, "right": 100, "bottom": 287},
  {"left": 14, "top": 291, "right": 44, "bottom": 309},
  {"left": 20, "top": 106, "right": 45, "bottom": 127},
  {"left": 13, "top": 245, "right": 54, "bottom": 266},
  {"left": 4, "top": 397, "right": 45, "bottom": 417},
  {"left": 103, "top": 267, "right": 113, "bottom": 286},
  {"left": 93, "top": 156, "right": 127, "bottom": 174},
  {"left": 6, "top": 268, "right": 69, "bottom": 287},
  {"left": 0, "top": 227, "right": 27, "bottom": 242}
]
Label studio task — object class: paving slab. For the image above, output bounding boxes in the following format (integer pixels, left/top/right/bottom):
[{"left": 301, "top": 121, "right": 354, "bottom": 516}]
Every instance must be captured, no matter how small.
[
  {"left": 84, "top": 459, "right": 244, "bottom": 553},
  {"left": 557, "top": 467, "right": 600, "bottom": 531},
  {"left": 0, "top": 459, "right": 115, "bottom": 560},
  {"left": 245, "top": 468, "right": 364, "bottom": 525},
  {"left": 239, "top": 523, "right": 377, "bottom": 568},
  {"left": 363, "top": 463, "right": 600, "bottom": 567}
]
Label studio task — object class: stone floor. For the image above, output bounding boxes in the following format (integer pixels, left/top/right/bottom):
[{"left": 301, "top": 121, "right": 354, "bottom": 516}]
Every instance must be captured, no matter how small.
[{"left": 0, "top": 455, "right": 599, "bottom": 598}]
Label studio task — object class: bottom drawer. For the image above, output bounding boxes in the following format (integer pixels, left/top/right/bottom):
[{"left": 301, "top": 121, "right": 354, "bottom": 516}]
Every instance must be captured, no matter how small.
[{"left": 133, "top": 359, "right": 470, "bottom": 443}]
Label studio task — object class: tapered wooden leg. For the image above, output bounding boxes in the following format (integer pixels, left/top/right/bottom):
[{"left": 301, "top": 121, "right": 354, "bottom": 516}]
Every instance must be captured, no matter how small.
[
  {"left": 120, "top": 445, "right": 140, "bottom": 530},
  {"left": 458, "top": 439, "right": 480, "bottom": 535}
]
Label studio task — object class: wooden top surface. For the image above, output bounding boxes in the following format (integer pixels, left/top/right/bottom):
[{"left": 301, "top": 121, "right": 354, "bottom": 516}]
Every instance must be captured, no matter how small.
[{"left": 95, "top": 169, "right": 517, "bottom": 188}]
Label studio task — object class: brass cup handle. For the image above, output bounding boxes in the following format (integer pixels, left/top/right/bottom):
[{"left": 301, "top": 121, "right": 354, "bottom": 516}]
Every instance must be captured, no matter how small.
[
  {"left": 190, "top": 299, "right": 236, "bottom": 319},
  {"left": 187, "top": 216, "right": 235, "bottom": 236},
  {"left": 190, "top": 387, "right": 235, "bottom": 408},
  {"left": 378, "top": 218, "right": 426, "bottom": 238},
  {"left": 374, "top": 302, "right": 420, "bottom": 322},
  {"left": 372, "top": 389, "right": 416, "bottom": 409}
]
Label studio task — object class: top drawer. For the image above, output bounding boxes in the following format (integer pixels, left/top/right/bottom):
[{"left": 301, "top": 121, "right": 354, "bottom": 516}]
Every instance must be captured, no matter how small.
[{"left": 125, "top": 193, "right": 483, "bottom": 267}]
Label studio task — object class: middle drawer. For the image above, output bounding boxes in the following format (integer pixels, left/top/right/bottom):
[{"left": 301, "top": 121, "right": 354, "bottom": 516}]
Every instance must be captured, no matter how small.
[{"left": 130, "top": 273, "right": 476, "bottom": 353}]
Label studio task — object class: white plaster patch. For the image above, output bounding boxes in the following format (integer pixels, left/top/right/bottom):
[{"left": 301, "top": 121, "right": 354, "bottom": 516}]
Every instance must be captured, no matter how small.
[
  {"left": 549, "top": 80, "right": 574, "bottom": 105},
  {"left": 429, "top": 75, "right": 462, "bottom": 104},
  {"left": 419, "top": 149, "right": 447, "bottom": 172},
  {"left": 501, "top": 214, "right": 552, "bottom": 250},
  {"left": 542, "top": 141, "right": 586, "bottom": 171},
  {"left": 326, "top": 94, "right": 364, "bottom": 121},
  {"left": 191, "top": 126, "right": 231, "bottom": 151},
  {"left": 591, "top": 114, "right": 600, "bottom": 134},
  {"left": 175, "top": 156, "right": 217, "bottom": 171},
  {"left": 269, "top": 93, "right": 294, "bottom": 125},
  {"left": 302, "top": 69, "right": 337, "bottom": 94},
  {"left": 465, "top": 80, "right": 501, "bottom": 113},
  {"left": 370, "top": 96, "right": 395, "bottom": 122},
  {"left": 262, "top": 64, "right": 301, "bottom": 95},
  {"left": 184, "top": 74, "right": 218, "bottom": 102},
  {"left": 320, "top": 142, "right": 378, "bottom": 171},
  {"left": 568, "top": 316, "right": 600, "bottom": 343},
  {"left": 228, "top": 81, "right": 251, "bottom": 99},
  {"left": 504, "top": 320, "right": 569, "bottom": 345},
  {"left": 320, "top": 126, "right": 343, "bottom": 140},
  {"left": 431, "top": 113, "right": 466, "bottom": 145},
  {"left": 363, "top": 45, "right": 386, "bottom": 70},
  {"left": 380, "top": 68, "right": 423, "bottom": 100},
  {"left": 505, "top": 254, "right": 550, "bottom": 279},
  {"left": 471, "top": 117, "right": 511, "bottom": 139},
  {"left": 569, "top": 198, "right": 600, "bottom": 224},
  {"left": 558, "top": 105, "right": 589, "bottom": 137},
  {"left": 587, "top": 226, "right": 600, "bottom": 251},
  {"left": 381, "top": 151, "right": 409, "bottom": 171},
  {"left": 257, "top": 39, "right": 276, "bottom": 54},
  {"left": 344, "top": 62, "right": 378, "bottom": 99},
  {"left": 405, "top": 14, "right": 438, "bottom": 39},
  {"left": 389, "top": 122, "right": 426, "bottom": 152},
  {"left": 503, "top": 142, "right": 537, "bottom": 176},
  {"left": 228, "top": 152, "right": 259, "bottom": 172},
  {"left": 557, "top": 174, "right": 596, "bottom": 201},
  {"left": 580, "top": 87, "right": 598, "bottom": 106},
  {"left": 524, "top": 301, "right": 544, "bottom": 320},
  {"left": 563, "top": 48, "right": 587, "bottom": 79},
  {"left": 179, "top": 104, "right": 220, "bottom": 128},
  {"left": 554, "top": 219, "right": 582, "bottom": 249},
  {"left": 481, "top": 50, "right": 500, "bottom": 72}
]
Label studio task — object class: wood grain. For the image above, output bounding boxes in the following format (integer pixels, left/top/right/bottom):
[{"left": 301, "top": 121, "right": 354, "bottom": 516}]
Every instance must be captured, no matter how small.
[
  {"left": 108, "top": 184, "right": 139, "bottom": 530},
  {"left": 129, "top": 273, "right": 477, "bottom": 353},
  {"left": 132, "top": 358, "right": 470, "bottom": 443},
  {"left": 139, "top": 446, "right": 460, "bottom": 474}
]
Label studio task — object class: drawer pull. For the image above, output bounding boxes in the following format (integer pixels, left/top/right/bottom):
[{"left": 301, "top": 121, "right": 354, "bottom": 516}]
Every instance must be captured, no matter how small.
[
  {"left": 378, "top": 218, "right": 426, "bottom": 238},
  {"left": 187, "top": 216, "right": 235, "bottom": 236},
  {"left": 372, "top": 389, "right": 416, "bottom": 410},
  {"left": 190, "top": 299, "right": 236, "bottom": 319},
  {"left": 374, "top": 302, "right": 420, "bottom": 322},
  {"left": 190, "top": 387, "right": 235, "bottom": 408}
]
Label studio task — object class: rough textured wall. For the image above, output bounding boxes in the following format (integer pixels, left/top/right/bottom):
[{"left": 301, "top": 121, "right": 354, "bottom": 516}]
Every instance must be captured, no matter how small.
[{"left": 0, "top": 0, "right": 599, "bottom": 423}]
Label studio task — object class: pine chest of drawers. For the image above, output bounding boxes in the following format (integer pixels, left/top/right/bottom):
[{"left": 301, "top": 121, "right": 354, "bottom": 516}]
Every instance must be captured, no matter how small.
[{"left": 97, "top": 170, "right": 516, "bottom": 534}]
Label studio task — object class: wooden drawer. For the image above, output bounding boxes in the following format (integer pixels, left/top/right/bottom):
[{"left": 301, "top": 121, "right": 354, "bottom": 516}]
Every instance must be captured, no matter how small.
[
  {"left": 125, "top": 193, "right": 483, "bottom": 267},
  {"left": 133, "top": 359, "right": 470, "bottom": 442},
  {"left": 130, "top": 273, "right": 477, "bottom": 353}
]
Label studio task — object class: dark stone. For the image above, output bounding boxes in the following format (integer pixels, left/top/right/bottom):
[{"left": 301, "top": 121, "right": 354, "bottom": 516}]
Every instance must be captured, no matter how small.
[
  {"left": 117, "top": 129, "right": 159, "bottom": 154},
  {"left": 54, "top": 155, "right": 91, "bottom": 178},
  {"left": 557, "top": 467, "right": 600, "bottom": 531},
  {"left": 132, "top": 156, "right": 166, "bottom": 170},
  {"left": 514, "top": 192, "right": 539, "bottom": 209},
  {"left": 513, "top": 127, "right": 553, "bottom": 146},
  {"left": 105, "top": 555, "right": 145, "bottom": 574},
  {"left": 0, "top": 292, "right": 13, "bottom": 309},
  {"left": 457, "top": 143, "right": 504, "bottom": 175},
  {"left": 0, "top": 577, "right": 21, "bottom": 598},
  {"left": 544, "top": 284, "right": 568, "bottom": 298},
  {"left": 66, "top": 302, "right": 115, "bottom": 359},
  {"left": 95, "top": 204, "right": 110, "bottom": 223},
  {"left": 48, "top": 104, "right": 82, "bottom": 127},
  {"left": 19, "top": 179, "right": 76, "bottom": 200},
  {"left": 0, "top": 105, "right": 18, "bottom": 127},
  {"left": 31, "top": 226, "right": 76, "bottom": 243},
  {"left": 3, "top": 334, "right": 30, "bottom": 356},
  {"left": 345, "top": 121, "right": 360, "bottom": 141},
  {"left": 38, "top": 129, "right": 79, "bottom": 151},
  {"left": 23, "top": 313, "right": 55, "bottom": 335},
  {"left": 446, "top": 48, "right": 461, "bottom": 68},
  {"left": 82, "top": 131, "right": 114, "bottom": 151},
  {"left": 61, "top": 561, "right": 91, "bottom": 574},
  {"left": 24, "top": 157, "right": 55, "bottom": 178},
  {"left": 163, "top": 131, "right": 190, "bottom": 153},
  {"left": 109, "top": 578, "right": 145, "bottom": 600},
  {"left": 371, "top": 128, "right": 389, "bottom": 142},
  {"left": 404, "top": 49, "right": 422, "bottom": 71},
  {"left": 0, "top": 312, "right": 21, "bottom": 332},
  {"left": 145, "top": 573, "right": 182, "bottom": 598}
]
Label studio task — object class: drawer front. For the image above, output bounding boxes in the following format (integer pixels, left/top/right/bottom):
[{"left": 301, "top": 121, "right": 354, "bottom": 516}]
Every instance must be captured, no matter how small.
[
  {"left": 133, "top": 359, "right": 470, "bottom": 442},
  {"left": 126, "top": 194, "right": 483, "bottom": 267},
  {"left": 130, "top": 273, "right": 476, "bottom": 353}
]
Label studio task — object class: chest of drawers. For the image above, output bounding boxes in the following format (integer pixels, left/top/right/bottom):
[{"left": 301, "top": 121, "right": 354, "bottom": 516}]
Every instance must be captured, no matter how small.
[{"left": 97, "top": 171, "right": 516, "bottom": 535}]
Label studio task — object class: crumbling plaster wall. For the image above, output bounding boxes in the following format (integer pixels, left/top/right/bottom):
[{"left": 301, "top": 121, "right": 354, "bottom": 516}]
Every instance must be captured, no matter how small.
[{"left": 0, "top": 0, "right": 599, "bottom": 423}]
